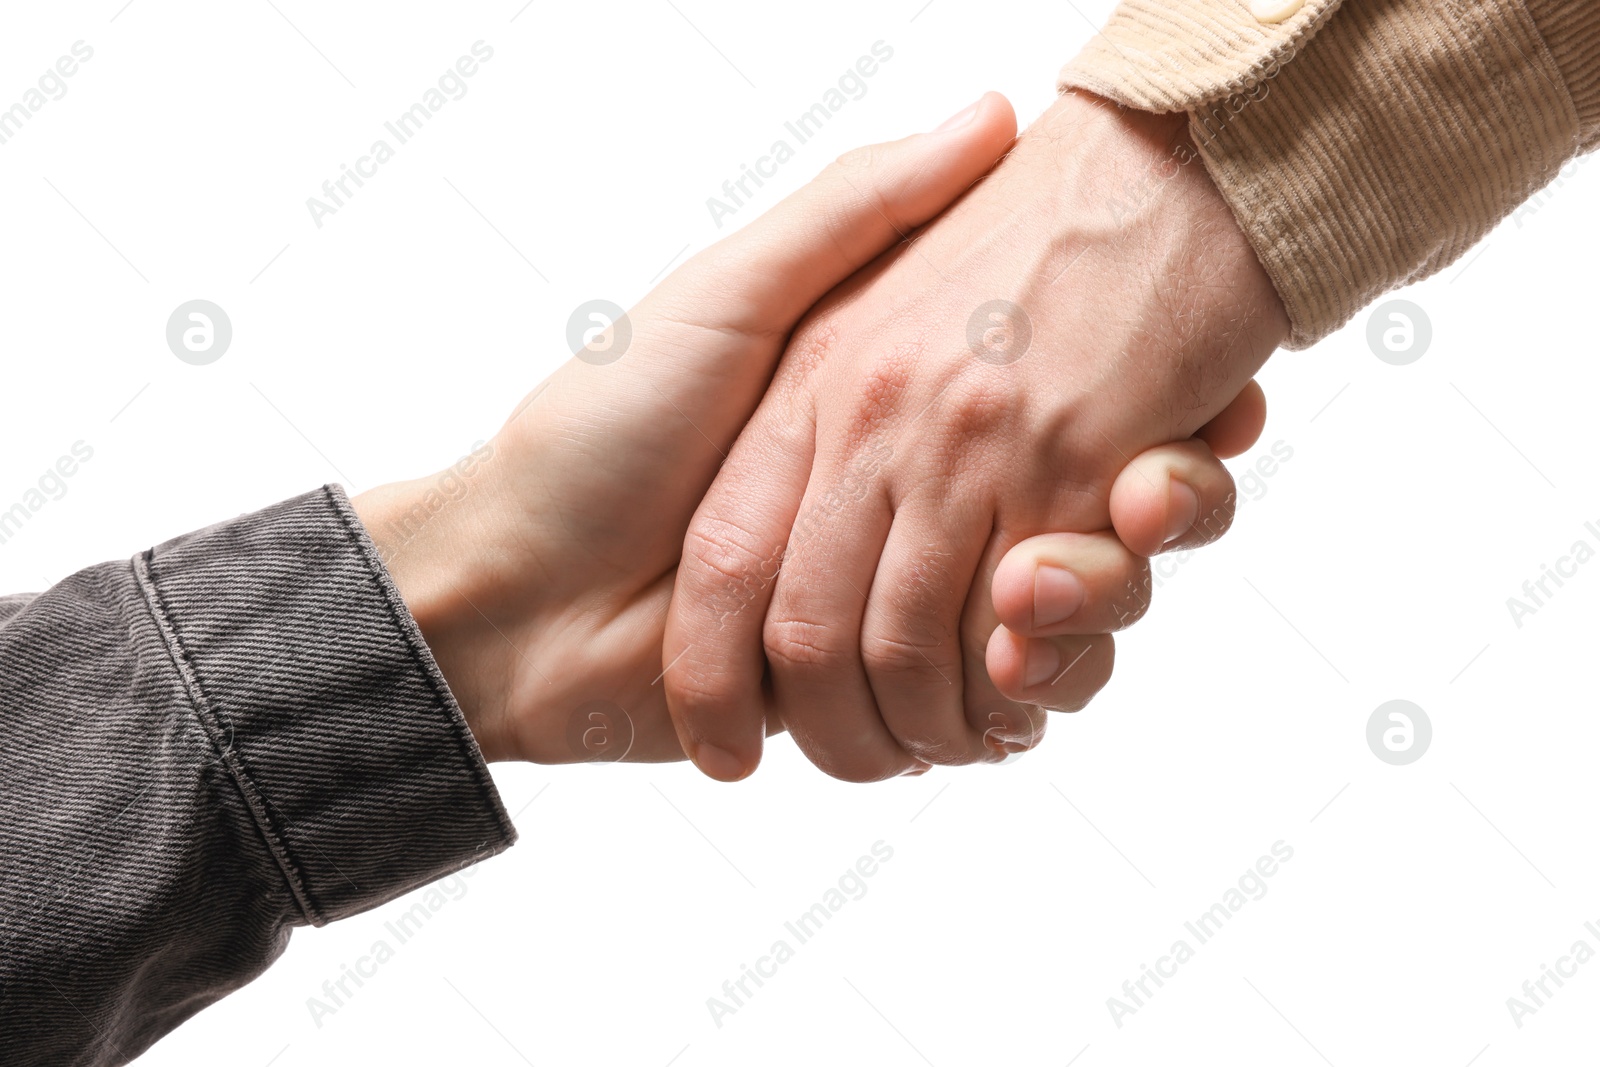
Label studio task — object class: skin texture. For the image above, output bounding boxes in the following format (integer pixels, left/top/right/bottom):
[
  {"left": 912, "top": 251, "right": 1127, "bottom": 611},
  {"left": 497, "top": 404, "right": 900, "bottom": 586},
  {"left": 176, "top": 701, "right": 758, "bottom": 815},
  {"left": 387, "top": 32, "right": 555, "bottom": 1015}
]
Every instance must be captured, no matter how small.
[
  {"left": 354, "top": 98, "right": 1022, "bottom": 765},
  {"left": 663, "top": 91, "right": 1289, "bottom": 783},
  {"left": 987, "top": 382, "right": 1266, "bottom": 705},
  {"left": 351, "top": 96, "right": 1268, "bottom": 772}
]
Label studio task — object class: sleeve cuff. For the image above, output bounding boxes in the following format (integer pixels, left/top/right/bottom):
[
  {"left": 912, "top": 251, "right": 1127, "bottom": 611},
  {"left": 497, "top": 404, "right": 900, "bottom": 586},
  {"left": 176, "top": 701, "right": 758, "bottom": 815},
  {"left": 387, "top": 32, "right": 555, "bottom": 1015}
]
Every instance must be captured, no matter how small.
[
  {"left": 134, "top": 484, "right": 516, "bottom": 926},
  {"left": 1060, "top": 0, "right": 1587, "bottom": 347},
  {"left": 1057, "top": 0, "right": 1343, "bottom": 112}
]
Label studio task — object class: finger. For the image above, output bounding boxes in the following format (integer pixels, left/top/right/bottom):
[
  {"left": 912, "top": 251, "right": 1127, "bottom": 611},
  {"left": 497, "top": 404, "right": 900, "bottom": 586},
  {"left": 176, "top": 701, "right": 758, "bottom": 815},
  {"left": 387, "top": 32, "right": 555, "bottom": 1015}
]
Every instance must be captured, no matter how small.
[
  {"left": 1195, "top": 379, "right": 1266, "bottom": 460},
  {"left": 859, "top": 493, "right": 992, "bottom": 767},
  {"left": 990, "top": 531, "right": 1154, "bottom": 638},
  {"left": 965, "top": 385, "right": 1265, "bottom": 728},
  {"left": 662, "top": 96, "right": 1021, "bottom": 783},
  {"left": 975, "top": 384, "right": 1265, "bottom": 721},
  {"left": 765, "top": 478, "right": 921, "bottom": 783},
  {"left": 956, "top": 531, "right": 1083, "bottom": 738},
  {"left": 655, "top": 92, "right": 1018, "bottom": 333},
  {"left": 663, "top": 399, "right": 814, "bottom": 781},
  {"left": 1108, "top": 438, "right": 1241, "bottom": 558},
  {"left": 984, "top": 627, "right": 1117, "bottom": 711}
]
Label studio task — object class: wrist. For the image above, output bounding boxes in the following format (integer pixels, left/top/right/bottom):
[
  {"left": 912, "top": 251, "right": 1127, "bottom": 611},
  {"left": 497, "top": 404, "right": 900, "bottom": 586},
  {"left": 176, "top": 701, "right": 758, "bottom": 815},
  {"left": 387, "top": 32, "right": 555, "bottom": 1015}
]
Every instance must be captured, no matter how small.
[
  {"left": 1018, "top": 90, "right": 1290, "bottom": 384},
  {"left": 351, "top": 461, "right": 519, "bottom": 763},
  {"left": 1056, "top": 91, "right": 1292, "bottom": 335}
]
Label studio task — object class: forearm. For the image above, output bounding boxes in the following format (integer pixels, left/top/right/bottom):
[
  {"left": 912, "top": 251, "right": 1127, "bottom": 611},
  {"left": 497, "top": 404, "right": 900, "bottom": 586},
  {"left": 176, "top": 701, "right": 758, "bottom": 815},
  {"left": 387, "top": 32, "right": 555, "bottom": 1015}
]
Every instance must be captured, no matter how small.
[{"left": 0, "top": 486, "right": 514, "bottom": 1066}]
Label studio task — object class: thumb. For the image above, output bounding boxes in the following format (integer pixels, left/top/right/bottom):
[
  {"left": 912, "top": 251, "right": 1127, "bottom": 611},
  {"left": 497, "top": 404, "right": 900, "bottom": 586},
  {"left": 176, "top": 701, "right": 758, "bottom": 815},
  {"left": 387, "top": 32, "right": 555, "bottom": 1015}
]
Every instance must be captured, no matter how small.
[
  {"left": 1195, "top": 379, "right": 1267, "bottom": 460},
  {"left": 650, "top": 92, "right": 1017, "bottom": 334}
]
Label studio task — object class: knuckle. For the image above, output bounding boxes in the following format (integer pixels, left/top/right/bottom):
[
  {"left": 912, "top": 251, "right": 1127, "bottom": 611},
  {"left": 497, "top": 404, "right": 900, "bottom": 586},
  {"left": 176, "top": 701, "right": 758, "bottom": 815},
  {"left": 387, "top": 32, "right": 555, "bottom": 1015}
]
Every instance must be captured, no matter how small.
[
  {"left": 935, "top": 370, "right": 1013, "bottom": 440},
  {"left": 787, "top": 719, "right": 909, "bottom": 782},
  {"left": 902, "top": 735, "right": 960, "bottom": 767},
  {"left": 682, "top": 517, "right": 780, "bottom": 601},
  {"left": 820, "top": 145, "right": 900, "bottom": 257},
  {"left": 842, "top": 344, "right": 919, "bottom": 442},
  {"left": 832, "top": 142, "right": 881, "bottom": 176},
  {"left": 764, "top": 614, "right": 852, "bottom": 673},
  {"left": 900, "top": 734, "right": 979, "bottom": 767},
  {"left": 661, "top": 661, "right": 738, "bottom": 722},
  {"left": 860, "top": 629, "right": 955, "bottom": 682},
  {"left": 810, "top": 746, "right": 910, "bottom": 783},
  {"left": 784, "top": 317, "right": 840, "bottom": 381}
]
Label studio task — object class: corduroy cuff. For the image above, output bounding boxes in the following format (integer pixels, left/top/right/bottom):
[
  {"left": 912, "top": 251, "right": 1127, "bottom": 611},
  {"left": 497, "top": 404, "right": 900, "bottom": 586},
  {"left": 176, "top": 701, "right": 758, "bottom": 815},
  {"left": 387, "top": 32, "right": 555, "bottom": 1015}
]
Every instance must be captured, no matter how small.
[{"left": 1061, "top": 0, "right": 1592, "bottom": 347}]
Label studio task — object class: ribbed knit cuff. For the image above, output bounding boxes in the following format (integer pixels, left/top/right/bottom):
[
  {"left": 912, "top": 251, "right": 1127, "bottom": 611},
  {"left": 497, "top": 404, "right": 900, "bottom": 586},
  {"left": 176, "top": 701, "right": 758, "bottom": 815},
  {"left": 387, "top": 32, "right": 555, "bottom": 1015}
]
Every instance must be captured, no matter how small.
[
  {"left": 136, "top": 484, "right": 516, "bottom": 926},
  {"left": 1526, "top": 0, "right": 1600, "bottom": 149},
  {"left": 1061, "top": 0, "right": 1591, "bottom": 347}
]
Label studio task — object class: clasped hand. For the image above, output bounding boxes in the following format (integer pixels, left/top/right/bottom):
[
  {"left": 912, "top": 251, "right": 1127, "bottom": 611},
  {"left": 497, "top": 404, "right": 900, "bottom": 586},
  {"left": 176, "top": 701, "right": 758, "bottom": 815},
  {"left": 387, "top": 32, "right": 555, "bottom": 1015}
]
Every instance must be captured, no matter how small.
[{"left": 356, "top": 90, "right": 1286, "bottom": 780}]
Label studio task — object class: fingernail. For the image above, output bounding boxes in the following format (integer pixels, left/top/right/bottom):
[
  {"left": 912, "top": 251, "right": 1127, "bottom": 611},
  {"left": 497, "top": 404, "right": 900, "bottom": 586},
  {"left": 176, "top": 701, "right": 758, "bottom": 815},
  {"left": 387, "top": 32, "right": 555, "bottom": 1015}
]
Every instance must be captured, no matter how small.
[
  {"left": 1033, "top": 563, "right": 1086, "bottom": 628},
  {"left": 1023, "top": 639, "right": 1061, "bottom": 688},
  {"left": 932, "top": 98, "right": 981, "bottom": 133},
  {"left": 901, "top": 762, "right": 932, "bottom": 777},
  {"left": 693, "top": 742, "right": 749, "bottom": 782},
  {"left": 1164, "top": 481, "right": 1201, "bottom": 545}
]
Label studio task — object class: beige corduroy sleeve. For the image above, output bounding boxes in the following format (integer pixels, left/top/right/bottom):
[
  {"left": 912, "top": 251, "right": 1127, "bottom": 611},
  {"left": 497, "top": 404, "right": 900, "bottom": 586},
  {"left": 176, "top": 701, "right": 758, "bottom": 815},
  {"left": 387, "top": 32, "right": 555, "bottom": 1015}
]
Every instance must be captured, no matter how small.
[{"left": 1060, "top": 0, "right": 1600, "bottom": 348}]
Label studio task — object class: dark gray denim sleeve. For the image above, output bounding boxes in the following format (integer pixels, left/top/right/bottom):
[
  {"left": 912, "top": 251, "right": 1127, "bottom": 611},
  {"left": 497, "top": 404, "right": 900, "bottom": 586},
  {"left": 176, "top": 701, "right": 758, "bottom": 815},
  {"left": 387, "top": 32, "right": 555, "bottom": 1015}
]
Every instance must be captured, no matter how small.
[{"left": 0, "top": 484, "right": 517, "bottom": 1066}]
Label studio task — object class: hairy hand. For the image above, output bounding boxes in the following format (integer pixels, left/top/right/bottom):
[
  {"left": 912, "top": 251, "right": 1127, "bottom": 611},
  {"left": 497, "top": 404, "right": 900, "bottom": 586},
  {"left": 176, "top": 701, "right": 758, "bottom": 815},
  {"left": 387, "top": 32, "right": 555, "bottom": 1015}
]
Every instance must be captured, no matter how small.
[
  {"left": 664, "top": 91, "right": 1289, "bottom": 782},
  {"left": 354, "top": 99, "right": 1020, "bottom": 765}
]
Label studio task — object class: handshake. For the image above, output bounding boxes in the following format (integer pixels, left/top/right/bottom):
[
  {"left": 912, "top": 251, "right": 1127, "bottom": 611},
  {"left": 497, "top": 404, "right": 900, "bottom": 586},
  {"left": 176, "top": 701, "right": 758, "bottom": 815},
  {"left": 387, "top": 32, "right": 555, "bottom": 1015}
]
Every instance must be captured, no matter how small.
[{"left": 353, "top": 90, "right": 1288, "bottom": 783}]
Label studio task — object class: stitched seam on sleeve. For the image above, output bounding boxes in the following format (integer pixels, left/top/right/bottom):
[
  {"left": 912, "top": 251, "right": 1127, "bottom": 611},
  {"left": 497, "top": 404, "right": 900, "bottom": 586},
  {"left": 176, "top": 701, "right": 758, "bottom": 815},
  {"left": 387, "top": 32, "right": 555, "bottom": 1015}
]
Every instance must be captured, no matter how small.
[
  {"left": 1212, "top": 0, "right": 1347, "bottom": 104},
  {"left": 323, "top": 484, "right": 517, "bottom": 847},
  {"left": 130, "top": 550, "right": 323, "bottom": 925},
  {"left": 1060, "top": 0, "right": 1349, "bottom": 111}
]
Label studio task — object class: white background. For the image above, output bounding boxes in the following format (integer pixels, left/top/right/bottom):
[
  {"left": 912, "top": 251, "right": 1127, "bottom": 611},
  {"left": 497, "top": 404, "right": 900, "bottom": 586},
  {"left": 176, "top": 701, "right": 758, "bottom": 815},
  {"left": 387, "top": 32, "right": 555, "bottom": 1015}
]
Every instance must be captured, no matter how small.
[{"left": 3, "top": 1, "right": 1598, "bottom": 1064}]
